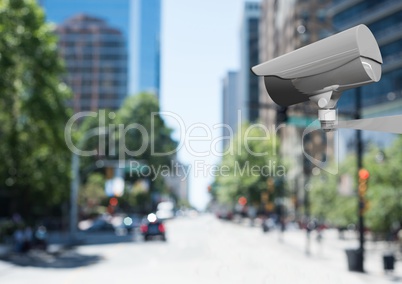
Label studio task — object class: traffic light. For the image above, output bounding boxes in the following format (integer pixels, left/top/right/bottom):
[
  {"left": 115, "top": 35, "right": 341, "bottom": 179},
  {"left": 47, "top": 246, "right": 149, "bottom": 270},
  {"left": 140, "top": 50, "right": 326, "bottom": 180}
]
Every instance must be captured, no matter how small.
[
  {"left": 276, "top": 106, "right": 288, "bottom": 125},
  {"left": 265, "top": 202, "right": 275, "bottom": 212},
  {"left": 108, "top": 197, "right": 118, "bottom": 214},
  {"left": 358, "top": 169, "right": 370, "bottom": 214},
  {"left": 261, "top": 192, "right": 269, "bottom": 203},
  {"left": 238, "top": 196, "right": 247, "bottom": 206},
  {"left": 358, "top": 168, "right": 370, "bottom": 197},
  {"left": 109, "top": 197, "right": 118, "bottom": 207},
  {"left": 105, "top": 167, "right": 114, "bottom": 179},
  {"left": 267, "top": 178, "right": 274, "bottom": 193}
]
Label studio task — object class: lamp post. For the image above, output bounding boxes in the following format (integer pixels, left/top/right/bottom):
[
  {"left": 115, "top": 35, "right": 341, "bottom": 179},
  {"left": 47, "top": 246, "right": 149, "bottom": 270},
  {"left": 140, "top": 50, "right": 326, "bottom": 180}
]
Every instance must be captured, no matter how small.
[
  {"left": 355, "top": 87, "right": 365, "bottom": 272},
  {"left": 304, "top": 177, "right": 311, "bottom": 255},
  {"left": 70, "top": 127, "right": 108, "bottom": 241}
]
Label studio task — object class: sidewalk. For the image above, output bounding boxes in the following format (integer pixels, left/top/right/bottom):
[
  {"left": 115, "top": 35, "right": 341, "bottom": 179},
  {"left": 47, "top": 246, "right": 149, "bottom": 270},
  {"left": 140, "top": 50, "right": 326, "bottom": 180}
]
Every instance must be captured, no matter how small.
[
  {"left": 270, "top": 228, "right": 402, "bottom": 283},
  {"left": 0, "top": 230, "right": 136, "bottom": 268},
  {"left": 232, "top": 217, "right": 402, "bottom": 283},
  {"left": 46, "top": 230, "right": 136, "bottom": 246}
]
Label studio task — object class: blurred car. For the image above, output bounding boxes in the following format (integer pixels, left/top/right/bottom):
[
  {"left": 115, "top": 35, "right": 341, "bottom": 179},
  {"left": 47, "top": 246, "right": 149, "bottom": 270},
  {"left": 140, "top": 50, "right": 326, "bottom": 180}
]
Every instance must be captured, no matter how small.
[
  {"left": 115, "top": 214, "right": 142, "bottom": 232},
  {"left": 156, "top": 201, "right": 175, "bottom": 220},
  {"left": 262, "top": 218, "right": 276, "bottom": 233},
  {"left": 85, "top": 218, "right": 115, "bottom": 232},
  {"left": 215, "top": 208, "right": 233, "bottom": 220},
  {"left": 140, "top": 213, "right": 166, "bottom": 241},
  {"left": 112, "top": 215, "right": 142, "bottom": 236}
]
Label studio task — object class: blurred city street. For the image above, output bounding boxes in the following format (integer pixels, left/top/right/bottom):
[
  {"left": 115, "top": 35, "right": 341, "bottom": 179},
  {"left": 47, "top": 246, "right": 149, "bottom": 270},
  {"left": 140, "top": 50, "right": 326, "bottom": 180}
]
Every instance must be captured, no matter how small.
[
  {"left": 1, "top": 0, "right": 402, "bottom": 283},
  {"left": 0, "top": 214, "right": 400, "bottom": 284}
]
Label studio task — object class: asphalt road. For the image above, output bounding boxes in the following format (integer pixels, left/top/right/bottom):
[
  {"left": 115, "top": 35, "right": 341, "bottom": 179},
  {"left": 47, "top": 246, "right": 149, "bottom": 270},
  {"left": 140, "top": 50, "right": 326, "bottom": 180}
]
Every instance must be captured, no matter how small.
[{"left": 0, "top": 214, "right": 396, "bottom": 284}]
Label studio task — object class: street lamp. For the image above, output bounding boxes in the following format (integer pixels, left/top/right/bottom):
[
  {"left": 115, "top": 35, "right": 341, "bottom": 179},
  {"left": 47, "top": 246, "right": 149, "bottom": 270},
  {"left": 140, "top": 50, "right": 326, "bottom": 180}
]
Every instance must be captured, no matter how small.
[
  {"left": 69, "top": 127, "right": 108, "bottom": 241},
  {"left": 355, "top": 87, "right": 366, "bottom": 272}
]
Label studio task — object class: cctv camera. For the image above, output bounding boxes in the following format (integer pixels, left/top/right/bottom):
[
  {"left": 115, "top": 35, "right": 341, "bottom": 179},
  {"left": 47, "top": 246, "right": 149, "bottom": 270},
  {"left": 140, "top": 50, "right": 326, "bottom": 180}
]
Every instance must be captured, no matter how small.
[{"left": 252, "top": 24, "right": 382, "bottom": 130}]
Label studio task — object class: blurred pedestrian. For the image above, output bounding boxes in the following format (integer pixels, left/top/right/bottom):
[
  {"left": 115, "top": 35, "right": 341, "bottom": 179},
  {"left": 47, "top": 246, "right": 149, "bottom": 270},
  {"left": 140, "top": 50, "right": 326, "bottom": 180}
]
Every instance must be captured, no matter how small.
[
  {"left": 22, "top": 226, "right": 33, "bottom": 252},
  {"left": 13, "top": 227, "right": 24, "bottom": 253},
  {"left": 12, "top": 213, "right": 22, "bottom": 224},
  {"left": 316, "top": 223, "right": 325, "bottom": 242},
  {"left": 397, "top": 228, "right": 402, "bottom": 252},
  {"left": 34, "top": 226, "right": 47, "bottom": 250},
  {"left": 280, "top": 217, "right": 286, "bottom": 232}
]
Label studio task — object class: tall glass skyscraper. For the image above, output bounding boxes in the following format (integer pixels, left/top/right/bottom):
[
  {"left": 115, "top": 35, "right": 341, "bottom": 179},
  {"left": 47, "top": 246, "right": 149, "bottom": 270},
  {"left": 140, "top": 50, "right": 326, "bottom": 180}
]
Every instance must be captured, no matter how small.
[
  {"left": 39, "top": 0, "right": 130, "bottom": 37},
  {"left": 327, "top": 0, "right": 402, "bottom": 152},
  {"left": 40, "top": 0, "right": 161, "bottom": 98},
  {"left": 328, "top": 0, "right": 402, "bottom": 115},
  {"left": 222, "top": 71, "right": 239, "bottom": 149},
  {"left": 131, "top": 0, "right": 161, "bottom": 97},
  {"left": 56, "top": 15, "right": 127, "bottom": 112},
  {"left": 239, "top": 1, "right": 260, "bottom": 123}
]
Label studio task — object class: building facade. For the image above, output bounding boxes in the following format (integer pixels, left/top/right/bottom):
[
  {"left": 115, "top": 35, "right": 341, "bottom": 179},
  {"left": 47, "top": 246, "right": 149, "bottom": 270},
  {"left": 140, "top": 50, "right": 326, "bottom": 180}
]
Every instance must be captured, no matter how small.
[
  {"left": 164, "top": 162, "right": 190, "bottom": 204},
  {"left": 222, "top": 71, "right": 239, "bottom": 150},
  {"left": 258, "top": 0, "right": 294, "bottom": 128},
  {"left": 131, "top": 0, "right": 161, "bottom": 97},
  {"left": 40, "top": 0, "right": 130, "bottom": 37},
  {"left": 328, "top": 0, "right": 402, "bottom": 153},
  {"left": 257, "top": 0, "right": 402, "bottom": 220},
  {"left": 56, "top": 15, "right": 127, "bottom": 112},
  {"left": 239, "top": 1, "right": 261, "bottom": 123},
  {"left": 259, "top": 0, "right": 333, "bottom": 127},
  {"left": 40, "top": 0, "right": 161, "bottom": 98},
  {"left": 258, "top": 0, "right": 333, "bottom": 221}
]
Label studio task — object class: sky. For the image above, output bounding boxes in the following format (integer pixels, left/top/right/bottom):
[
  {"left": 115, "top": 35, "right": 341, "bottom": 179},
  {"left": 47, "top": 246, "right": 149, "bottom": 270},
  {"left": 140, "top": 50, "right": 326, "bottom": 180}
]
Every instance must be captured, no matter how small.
[{"left": 160, "top": 0, "right": 245, "bottom": 210}]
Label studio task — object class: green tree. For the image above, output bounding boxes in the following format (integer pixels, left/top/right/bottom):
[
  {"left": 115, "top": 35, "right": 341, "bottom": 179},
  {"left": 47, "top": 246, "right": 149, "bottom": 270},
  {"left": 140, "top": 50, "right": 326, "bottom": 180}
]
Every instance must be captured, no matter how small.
[
  {"left": 77, "top": 93, "right": 177, "bottom": 212},
  {"left": 310, "top": 157, "right": 356, "bottom": 227},
  {"left": 116, "top": 93, "right": 177, "bottom": 209},
  {"left": 0, "top": 0, "right": 72, "bottom": 218},
  {"left": 79, "top": 173, "right": 106, "bottom": 217},
  {"left": 310, "top": 138, "right": 402, "bottom": 234},
  {"left": 116, "top": 93, "right": 177, "bottom": 167},
  {"left": 364, "top": 141, "right": 402, "bottom": 234},
  {"left": 215, "top": 122, "right": 283, "bottom": 210},
  {"left": 77, "top": 109, "right": 117, "bottom": 172}
]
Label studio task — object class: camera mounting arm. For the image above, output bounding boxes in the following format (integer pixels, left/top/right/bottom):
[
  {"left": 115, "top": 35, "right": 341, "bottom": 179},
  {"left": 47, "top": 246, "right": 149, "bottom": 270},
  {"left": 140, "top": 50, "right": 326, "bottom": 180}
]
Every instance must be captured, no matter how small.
[
  {"left": 308, "top": 86, "right": 342, "bottom": 131},
  {"left": 308, "top": 89, "right": 402, "bottom": 134},
  {"left": 332, "top": 115, "right": 402, "bottom": 133}
]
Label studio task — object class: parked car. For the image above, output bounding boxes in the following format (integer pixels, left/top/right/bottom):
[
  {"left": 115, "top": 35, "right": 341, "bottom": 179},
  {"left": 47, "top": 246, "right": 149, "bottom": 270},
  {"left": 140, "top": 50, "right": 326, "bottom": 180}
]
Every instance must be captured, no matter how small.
[
  {"left": 85, "top": 218, "right": 115, "bottom": 232},
  {"left": 140, "top": 213, "right": 166, "bottom": 241},
  {"left": 215, "top": 207, "right": 233, "bottom": 220},
  {"left": 156, "top": 201, "right": 175, "bottom": 220},
  {"left": 262, "top": 217, "right": 276, "bottom": 233}
]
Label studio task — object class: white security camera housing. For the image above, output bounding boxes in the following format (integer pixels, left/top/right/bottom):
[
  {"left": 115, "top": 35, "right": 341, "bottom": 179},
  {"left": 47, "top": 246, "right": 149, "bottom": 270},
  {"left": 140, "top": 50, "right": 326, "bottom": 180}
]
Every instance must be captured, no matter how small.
[{"left": 252, "top": 24, "right": 382, "bottom": 129}]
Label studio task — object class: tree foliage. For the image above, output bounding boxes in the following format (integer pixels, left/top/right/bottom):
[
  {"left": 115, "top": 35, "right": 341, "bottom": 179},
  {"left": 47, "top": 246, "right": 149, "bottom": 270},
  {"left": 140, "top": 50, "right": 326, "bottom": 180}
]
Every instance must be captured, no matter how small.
[
  {"left": 309, "top": 157, "right": 357, "bottom": 227},
  {"left": 364, "top": 139, "right": 402, "bottom": 233},
  {"left": 78, "top": 93, "right": 177, "bottom": 211},
  {"left": 0, "top": 0, "right": 72, "bottom": 218},
  {"left": 310, "top": 137, "right": 402, "bottom": 233},
  {"left": 214, "top": 122, "right": 284, "bottom": 209},
  {"left": 79, "top": 173, "right": 106, "bottom": 216},
  {"left": 116, "top": 93, "right": 177, "bottom": 168}
]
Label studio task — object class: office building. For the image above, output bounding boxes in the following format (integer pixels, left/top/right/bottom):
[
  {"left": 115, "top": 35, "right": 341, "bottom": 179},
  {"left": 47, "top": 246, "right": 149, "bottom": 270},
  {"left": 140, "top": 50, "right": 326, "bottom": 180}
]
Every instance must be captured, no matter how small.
[
  {"left": 258, "top": 0, "right": 333, "bottom": 220},
  {"left": 40, "top": 0, "right": 161, "bottom": 98},
  {"left": 327, "top": 0, "right": 402, "bottom": 152},
  {"left": 55, "top": 14, "right": 127, "bottom": 112},
  {"left": 259, "top": 0, "right": 332, "bottom": 127},
  {"left": 131, "top": 0, "right": 161, "bottom": 97},
  {"left": 222, "top": 71, "right": 239, "bottom": 150},
  {"left": 239, "top": 1, "right": 261, "bottom": 123},
  {"left": 164, "top": 162, "right": 190, "bottom": 204}
]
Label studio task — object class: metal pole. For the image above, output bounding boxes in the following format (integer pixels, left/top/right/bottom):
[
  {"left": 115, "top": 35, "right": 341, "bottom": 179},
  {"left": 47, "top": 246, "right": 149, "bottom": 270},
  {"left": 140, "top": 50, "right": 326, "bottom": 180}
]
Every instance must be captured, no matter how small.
[
  {"left": 305, "top": 175, "right": 311, "bottom": 255},
  {"left": 356, "top": 87, "right": 364, "bottom": 272},
  {"left": 70, "top": 153, "right": 79, "bottom": 240},
  {"left": 69, "top": 127, "right": 108, "bottom": 241}
]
